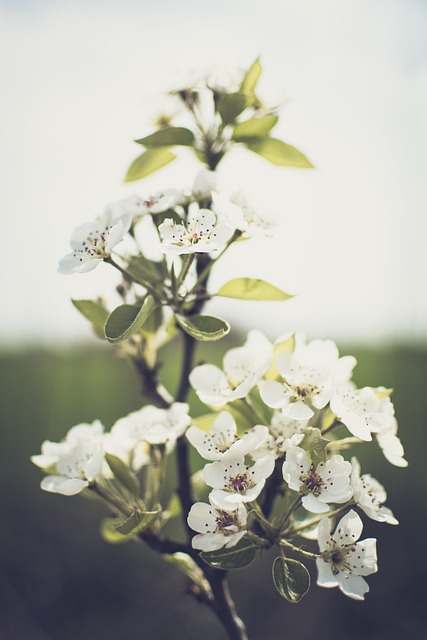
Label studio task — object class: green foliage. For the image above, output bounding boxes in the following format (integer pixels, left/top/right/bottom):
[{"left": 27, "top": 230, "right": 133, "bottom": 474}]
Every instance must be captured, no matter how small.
[
  {"left": 71, "top": 299, "right": 109, "bottom": 339},
  {"left": 272, "top": 556, "right": 311, "bottom": 603},
  {"left": 217, "top": 92, "right": 248, "bottom": 125},
  {"left": 232, "top": 115, "right": 278, "bottom": 141},
  {"left": 241, "top": 57, "right": 262, "bottom": 94},
  {"left": 216, "top": 278, "right": 293, "bottom": 301},
  {"left": 175, "top": 314, "right": 230, "bottom": 341},
  {"left": 136, "top": 127, "right": 195, "bottom": 147},
  {"left": 200, "top": 539, "right": 258, "bottom": 570},
  {"left": 125, "top": 148, "right": 176, "bottom": 182},
  {"left": 114, "top": 507, "right": 161, "bottom": 536},
  {"left": 126, "top": 255, "right": 167, "bottom": 284},
  {"left": 100, "top": 517, "right": 132, "bottom": 544},
  {"left": 300, "top": 427, "right": 329, "bottom": 466},
  {"left": 246, "top": 137, "right": 314, "bottom": 168},
  {"left": 104, "top": 296, "right": 157, "bottom": 343},
  {"left": 104, "top": 453, "right": 141, "bottom": 496}
]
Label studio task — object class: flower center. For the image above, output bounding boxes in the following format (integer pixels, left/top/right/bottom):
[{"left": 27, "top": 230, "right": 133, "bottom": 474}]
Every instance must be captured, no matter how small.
[
  {"left": 215, "top": 511, "right": 238, "bottom": 533},
  {"left": 304, "top": 466, "right": 324, "bottom": 495},
  {"left": 228, "top": 473, "right": 250, "bottom": 492}
]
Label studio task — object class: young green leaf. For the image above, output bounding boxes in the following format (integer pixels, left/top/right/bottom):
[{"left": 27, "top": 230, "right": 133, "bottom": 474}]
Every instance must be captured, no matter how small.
[
  {"left": 125, "top": 148, "right": 176, "bottom": 182},
  {"left": 241, "top": 57, "right": 262, "bottom": 94},
  {"left": 104, "top": 453, "right": 140, "bottom": 495},
  {"left": 216, "top": 278, "right": 293, "bottom": 301},
  {"left": 126, "top": 255, "right": 167, "bottom": 283},
  {"left": 115, "top": 508, "right": 161, "bottom": 536},
  {"left": 105, "top": 296, "right": 157, "bottom": 343},
  {"left": 299, "top": 427, "right": 329, "bottom": 466},
  {"left": 100, "top": 518, "right": 132, "bottom": 544},
  {"left": 246, "top": 138, "right": 314, "bottom": 168},
  {"left": 272, "top": 557, "right": 311, "bottom": 603},
  {"left": 175, "top": 314, "right": 230, "bottom": 341},
  {"left": 217, "top": 92, "right": 247, "bottom": 125},
  {"left": 136, "top": 126, "right": 195, "bottom": 147},
  {"left": 232, "top": 115, "right": 278, "bottom": 141},
  {"left": 71, "top": 299, "right": 109, "bottom": 339},
  {"left": 200, "top": 539, "right": 258, "bottom": 570}
]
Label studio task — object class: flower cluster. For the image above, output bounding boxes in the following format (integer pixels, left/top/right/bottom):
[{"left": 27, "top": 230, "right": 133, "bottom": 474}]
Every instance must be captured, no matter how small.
[
  {"left": 58, "top": 170, "right": 273, "bottom": 276},
  {"left": 32, "top": 403, "right": 191, "bottom": 496},
  {"left": 186, "top": 330, "right": 405, "bottom": 599}
]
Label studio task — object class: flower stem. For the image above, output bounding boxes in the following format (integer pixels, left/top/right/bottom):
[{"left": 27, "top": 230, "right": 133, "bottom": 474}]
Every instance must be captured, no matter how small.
[{"left": 279, "top": 539, "right": 319, "bottom": 560}]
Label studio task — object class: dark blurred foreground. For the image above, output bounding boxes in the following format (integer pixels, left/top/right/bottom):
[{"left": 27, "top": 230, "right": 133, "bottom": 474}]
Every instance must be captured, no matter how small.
[{"left": 0, "top": 341, "right": 425, "bottom": 640}]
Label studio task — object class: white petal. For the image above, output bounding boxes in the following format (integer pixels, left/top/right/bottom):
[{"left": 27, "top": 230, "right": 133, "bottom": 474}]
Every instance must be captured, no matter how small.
[
  {"left": 317, "top": 517, "right": 332, "bottom": 552},
  {"left": 332, "top": 510, "right": 363, "bottom": 545},
  {"left": 316, "top": 558, "right": 339, "bottom": 588},
  {"left": 187, "top": 502, "right": 218, "bottom": 533},
  {"left": 338, "top": 573, "right": 369, "bottom": 600},
  {"left": 302, "top": 493, "right": 330, "bottom": 513},
  {"left": 260, "top": 380, "right": 289, "bottom": 408},
  {"left": 41, "top": 475, "right": 88, "bottom": 496},
  {"left": 192, "top": 532, "right": 226, "bottom": 551}
]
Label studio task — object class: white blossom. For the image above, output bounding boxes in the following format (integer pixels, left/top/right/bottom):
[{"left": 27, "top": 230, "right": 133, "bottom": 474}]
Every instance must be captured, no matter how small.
[
  {"left": 103, "top": 419, "right": 150, "bottom": 473},
  {"left": 282, "top": 446, "right": 353, "bottom": 513},
  {"left": 188, "top": 496, "right": 247, "bottom": 551},
  {"left": 261, "top": 335, "right": 356, "bottom": 420},
  {"left": 159, "top": 208, "right": 233, "bottom": 255},
  {"left": 190, "top": 330, "right": 273, "bottom": 407},
  {"left": 32, "top": 420, "right": 105, "bottom": 496},
  {"left": 58, "top": 209, "right": 131, "bottom": 274},
  {"left": 114, "top": 403, "right": 191, "bottom": 447},
  {"left": 192, "top": 170, "right": 218, "bottom": 202},
  {"left": 203, "top": 452, "right": 275, "bottom": 509},
  {"left": 107, "top": 191, "right": 186, "bottom": 218},
  {"left": 330, "top": 386, "right": 396, "bottom": 442},
  {"left": 376, "top": 416, "right": 408, "bottom": 467},
  {"left": 186, "top": 411, "right": 268, "bottom": 461},
  {"left": 212, "top": 192, "right": 277, "bottom": 237},
  {"left": 351, "top": 458, "right": 398, "bottom": 525},
  {"left": 250, "top": 412, "right": 307, "bottom": 460},
  {"left": 316, "top": 510, "right": 378, "bottom": 600}
]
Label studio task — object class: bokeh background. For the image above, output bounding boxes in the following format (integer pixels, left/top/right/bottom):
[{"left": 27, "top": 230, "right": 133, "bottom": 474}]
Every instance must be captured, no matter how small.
[{"left": 1, "top": 1, "right": 426, "bottom": 639}]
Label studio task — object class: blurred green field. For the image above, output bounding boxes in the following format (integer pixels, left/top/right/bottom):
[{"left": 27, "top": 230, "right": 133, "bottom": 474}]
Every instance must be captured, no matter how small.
[{"left": 0, "top": 339, "right": 425, "bottom": 640}]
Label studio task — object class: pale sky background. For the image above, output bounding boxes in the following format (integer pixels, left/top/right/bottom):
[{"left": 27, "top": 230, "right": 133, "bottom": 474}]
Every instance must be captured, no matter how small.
[{"left": 1, "top": 0, "right": 426, "bottom": 345}]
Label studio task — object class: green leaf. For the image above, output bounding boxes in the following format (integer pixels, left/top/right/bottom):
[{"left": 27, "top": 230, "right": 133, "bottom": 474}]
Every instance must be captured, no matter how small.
[
  {"left": 125, "top": 148, "right": 176, "bottom": 182},
  {"left": 136, "top": 126, "right": 195, "bottom": 147},
  {"left": 100, "top": 518, "right": 131, "bottom": 544},
  {"left": 115, "top": 508, "right": 160, "bottom": 536},
  {"left": 232, "top": 115, "right": 278, "bottom": 141},
  {"left": 272, "top": 557, "right": 311, "bottom": 603},
  {"left": 217, "top": 92, "right": 247, "bottom": 125},
  {"left": 246, "top": 138, "right": 314, "bottom": 168},
  {"left": 300, "top": 427, "right": 329, "bottom": 466},
  {"left": 216, "top": 278, "right": 293, "bottom": 301},
  {"left": 200, "top": 539, "right": 257, "bottom": 570},
  {"left": 105, "top": 453, "right": 140, "bottom": 496},
  {"left": 175, "top": 314, "right": 230, "bottom": 341},
  {"left": 126, "top": 255, "right": 167, "bottom": 284},
  {"left": 241, "top": 57, "right": 262, "bottom": 94},
  {"left": 71, "top": 299, "right": 109, "bottom": 339},
  {"left": 105, "top": 296, "right": 157, "bottom": 343}
]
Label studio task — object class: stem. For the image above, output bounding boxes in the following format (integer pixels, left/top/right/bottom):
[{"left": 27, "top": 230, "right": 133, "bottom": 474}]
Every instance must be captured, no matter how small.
[
  {"left": 289, "top": 502, "right": 355, "bottom": 535},
  {"left": 187, "top": 231, "right": 241, "bottom": 297},
  {"left": 176, "top": 254, "right": 196, "bottom": 291},
  {"left": 105, "top": 256, "right": 158, "bottom": 297},
  {"left": 175, "top": 330, "right": 197, "bottom": 535},
  {"left": 209, "top": 573, "right": 249, "bottom": 640},
  {"left": 279, "top": 495, "right": 302, "bottom": 531},
  {"left": 279, "top": 539, "right": 319, "bottom": 560},
  {"left": 321, "top": 418, "right": 341, "bottom": 435}
]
